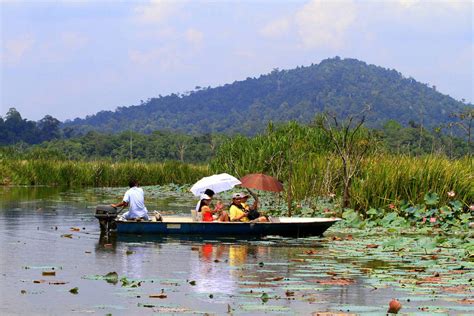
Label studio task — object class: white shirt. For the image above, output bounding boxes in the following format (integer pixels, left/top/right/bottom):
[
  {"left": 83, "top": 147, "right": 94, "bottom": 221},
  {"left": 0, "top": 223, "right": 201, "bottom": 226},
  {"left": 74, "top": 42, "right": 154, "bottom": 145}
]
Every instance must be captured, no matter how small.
[{"left": 123, "top": 186, "right": 148, "bottom": 219}]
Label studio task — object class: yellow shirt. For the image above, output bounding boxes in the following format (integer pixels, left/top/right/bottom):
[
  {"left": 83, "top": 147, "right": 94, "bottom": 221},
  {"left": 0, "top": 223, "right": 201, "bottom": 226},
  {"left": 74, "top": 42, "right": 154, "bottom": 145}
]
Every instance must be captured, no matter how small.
[{"left": 229, "top": 205, "right": 249, "bottom": 222}]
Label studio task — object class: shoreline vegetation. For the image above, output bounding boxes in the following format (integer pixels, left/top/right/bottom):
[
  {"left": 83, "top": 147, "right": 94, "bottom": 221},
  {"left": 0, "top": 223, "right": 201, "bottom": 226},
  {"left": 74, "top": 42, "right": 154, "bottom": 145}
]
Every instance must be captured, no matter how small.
[
  {"left": 1, "top": 120, "right": 472, "bottom": 225},
  {"left": 0, "top": 160, "right": 208, "bottom": 187},
  {"left": 1, "top": 118, "right": 472, "bottom": 260},
  {"left": 0, "top": 122, "right": 474, "bottom": 207}
]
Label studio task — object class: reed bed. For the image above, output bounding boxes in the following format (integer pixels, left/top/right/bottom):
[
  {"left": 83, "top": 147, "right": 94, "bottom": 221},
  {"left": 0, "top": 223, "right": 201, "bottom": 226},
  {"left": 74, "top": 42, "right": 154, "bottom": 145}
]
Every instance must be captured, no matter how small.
[
  {"left": 0, "top": 159, "right": 208, "bottom": 187},
  {"left": 211, "top": 122, "right": 473, "bottom": 210},
  {"left": 352, "top": 154, "right": 472, "bottom": 210},
  {"left": 213, "top": 151, "right": 472, "bottom": 210}
]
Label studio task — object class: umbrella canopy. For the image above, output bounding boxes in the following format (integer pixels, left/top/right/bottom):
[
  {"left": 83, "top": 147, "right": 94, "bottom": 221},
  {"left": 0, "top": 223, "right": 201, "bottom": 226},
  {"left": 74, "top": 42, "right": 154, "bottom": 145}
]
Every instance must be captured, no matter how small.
[
  {"left": 190, "top": 173, "right": 241, "bottom": 197},
  {"left": 240, "top": 173, "right": 283, "bottom": 192}
]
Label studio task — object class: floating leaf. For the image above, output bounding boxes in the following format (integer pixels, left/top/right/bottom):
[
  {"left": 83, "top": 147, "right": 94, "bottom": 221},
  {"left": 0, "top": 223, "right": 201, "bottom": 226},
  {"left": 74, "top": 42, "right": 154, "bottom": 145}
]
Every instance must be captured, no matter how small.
[
  {"left": 42, "top": 271, "right": 55, "bottom": 276},
  {"left": 424, "top": 192, "right": 439, "bottom": 206},
  {"left": 69, "top": 287, "right": 79, "bottom": 294}
]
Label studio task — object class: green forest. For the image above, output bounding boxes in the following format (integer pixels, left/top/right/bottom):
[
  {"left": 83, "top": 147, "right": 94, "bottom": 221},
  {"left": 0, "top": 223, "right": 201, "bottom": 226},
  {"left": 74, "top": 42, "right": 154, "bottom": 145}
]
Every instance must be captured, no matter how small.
[
  {"left": 1, "top": 109, "right": 472, "bottom": 162},
  {"left": 63, "top": 57, "right": 471, "bottom": 135}
]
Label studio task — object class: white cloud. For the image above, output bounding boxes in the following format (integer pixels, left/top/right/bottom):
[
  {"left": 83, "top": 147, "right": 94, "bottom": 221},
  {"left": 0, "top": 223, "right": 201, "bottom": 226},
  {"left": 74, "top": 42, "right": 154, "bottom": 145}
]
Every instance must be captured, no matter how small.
[
  {"left": 185, "top": 28, "right": 204, "bottom": 46},
  {"left": 1, "top": 34, "right": 35, "bottom": 65},
  {"left": 134, "top": 0, "right": 182, "bottom": 24},
  {"left": 295, "top": 0, "right": 357, "bottom": 49},
  {"left": 260, "top": 17, "right": 290, "bottom": 38}
]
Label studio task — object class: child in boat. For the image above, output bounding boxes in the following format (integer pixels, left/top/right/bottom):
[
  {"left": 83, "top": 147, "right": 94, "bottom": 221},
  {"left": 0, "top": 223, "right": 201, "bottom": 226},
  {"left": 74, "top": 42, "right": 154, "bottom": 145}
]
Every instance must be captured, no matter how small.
[{"left": 198, "top": 195, "right": 229, "bottom": 222}]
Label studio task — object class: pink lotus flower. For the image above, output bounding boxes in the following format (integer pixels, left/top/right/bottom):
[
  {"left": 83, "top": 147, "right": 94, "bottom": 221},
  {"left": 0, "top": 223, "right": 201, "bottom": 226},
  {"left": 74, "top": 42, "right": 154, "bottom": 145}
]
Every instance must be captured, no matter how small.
[
  {"left": 430, "top": 217, "right": 437, "bottom": 223},
  {"left": 470, "top": 205, "right": 474, "bottom": 211},
  {"left": 422, "top": 217, "right": 427, "bottom": 223},
  {"left": 389, "top": 203, "right": 395, "bottom": 210},
  {"left": 447, "top": 191, "right": 455, "bottom": 198}
]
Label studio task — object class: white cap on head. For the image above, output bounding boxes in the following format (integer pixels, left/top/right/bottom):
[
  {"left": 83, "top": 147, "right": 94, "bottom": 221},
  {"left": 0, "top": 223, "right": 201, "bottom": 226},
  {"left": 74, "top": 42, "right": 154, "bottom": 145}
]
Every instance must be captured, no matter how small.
[
  {"left": 232, "top": 192, "right": 248, "bottom": 199},
  {"left": 200, "top": 194, "right": 211, "bottom": 200}
]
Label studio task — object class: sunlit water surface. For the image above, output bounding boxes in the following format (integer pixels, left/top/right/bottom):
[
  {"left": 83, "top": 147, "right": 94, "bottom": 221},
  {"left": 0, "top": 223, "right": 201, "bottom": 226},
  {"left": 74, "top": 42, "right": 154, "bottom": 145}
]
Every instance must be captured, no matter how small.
[{"left": 0, "top": 186, "right": 472, "bottom": 315}]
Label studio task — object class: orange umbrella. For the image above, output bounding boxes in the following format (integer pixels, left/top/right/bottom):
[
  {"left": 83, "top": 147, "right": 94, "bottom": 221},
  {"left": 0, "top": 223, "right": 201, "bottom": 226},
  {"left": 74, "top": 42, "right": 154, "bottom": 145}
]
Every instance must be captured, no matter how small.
[{"left": 240, "top": 173, "right": 283, "bottom": 192}]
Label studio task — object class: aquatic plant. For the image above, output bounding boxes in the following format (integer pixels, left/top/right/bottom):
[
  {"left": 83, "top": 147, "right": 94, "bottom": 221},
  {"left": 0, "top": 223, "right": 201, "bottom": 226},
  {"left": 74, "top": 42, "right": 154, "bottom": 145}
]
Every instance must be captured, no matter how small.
[
  {"left": 0, "top": 159, "right": 208, "bottom": 186},
  {"left": 211, "top": 122, "right": 473, "bottom": 211}
]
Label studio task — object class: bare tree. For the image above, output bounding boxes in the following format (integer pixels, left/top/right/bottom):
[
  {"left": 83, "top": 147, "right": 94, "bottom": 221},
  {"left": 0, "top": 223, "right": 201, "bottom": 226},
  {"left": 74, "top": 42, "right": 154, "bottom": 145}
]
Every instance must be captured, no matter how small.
[
  {"left": 451, "top": 108, "right": 474, "bottom": 151},
  {"left": 317, "top": 110, "right": 374, "bottom": 210}
]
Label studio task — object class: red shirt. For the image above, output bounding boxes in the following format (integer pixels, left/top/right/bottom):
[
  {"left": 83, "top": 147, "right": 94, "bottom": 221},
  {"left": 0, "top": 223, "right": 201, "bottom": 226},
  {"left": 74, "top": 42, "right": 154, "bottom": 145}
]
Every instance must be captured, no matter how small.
[{"left": 201, "top": 206, "right": 213, "bottom": 222}]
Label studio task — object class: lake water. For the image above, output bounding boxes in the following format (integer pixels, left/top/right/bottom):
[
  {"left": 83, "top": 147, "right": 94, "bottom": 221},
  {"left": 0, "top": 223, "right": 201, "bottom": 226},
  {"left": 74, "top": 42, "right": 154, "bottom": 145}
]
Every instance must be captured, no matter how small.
[{"left": 0, "top": 186, "right": 472, "bottom": 315}]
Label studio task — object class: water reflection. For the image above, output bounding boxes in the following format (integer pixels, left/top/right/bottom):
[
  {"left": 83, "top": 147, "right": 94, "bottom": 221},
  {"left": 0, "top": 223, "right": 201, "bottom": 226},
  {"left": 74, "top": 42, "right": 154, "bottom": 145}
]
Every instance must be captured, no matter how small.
[
  {"left": 3, "top": 186, "right": 468, "bottom": 315},
  {"left": 96, "top": 232, "right": 117, "bottom": 253}
]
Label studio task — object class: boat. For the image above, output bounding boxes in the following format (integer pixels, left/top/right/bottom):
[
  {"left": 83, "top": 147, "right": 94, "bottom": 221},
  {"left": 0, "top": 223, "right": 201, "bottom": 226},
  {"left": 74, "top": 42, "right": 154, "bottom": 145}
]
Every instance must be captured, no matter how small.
[{"left": 95, "top": 205, "right": 340, "bottom": 238}]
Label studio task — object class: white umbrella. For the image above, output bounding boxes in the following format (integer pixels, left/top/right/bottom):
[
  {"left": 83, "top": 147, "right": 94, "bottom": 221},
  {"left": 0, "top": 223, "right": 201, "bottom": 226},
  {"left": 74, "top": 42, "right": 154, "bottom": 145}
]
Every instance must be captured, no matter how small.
[{"left": 190, "top": 173, "right": 241, "bottom": 197}]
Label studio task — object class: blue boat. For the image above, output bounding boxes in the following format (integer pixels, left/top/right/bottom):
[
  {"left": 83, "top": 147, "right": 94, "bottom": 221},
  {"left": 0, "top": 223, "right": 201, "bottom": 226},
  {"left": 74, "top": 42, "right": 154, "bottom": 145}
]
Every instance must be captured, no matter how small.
[
  {"left": 95, "top": 205, "right": 340, "bottom": 237},
  {"left": 116, "top": 216, "right": 340, "bottom": 237}
]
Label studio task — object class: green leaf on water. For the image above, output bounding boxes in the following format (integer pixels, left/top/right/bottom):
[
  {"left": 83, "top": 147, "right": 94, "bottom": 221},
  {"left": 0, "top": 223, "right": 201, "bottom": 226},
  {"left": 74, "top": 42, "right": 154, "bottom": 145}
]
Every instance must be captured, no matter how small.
[
  {"left": 82, "top": 271, "right": 118, "bottom": 284},
  {"left": 260, "top": 292, "right": 269, "bottom": 303},
  {"left": 424, "top": 192, "right": 439, "bottom": 206},
  {"left": 69, "top": 287, "right": 78, "bottom": 294}
]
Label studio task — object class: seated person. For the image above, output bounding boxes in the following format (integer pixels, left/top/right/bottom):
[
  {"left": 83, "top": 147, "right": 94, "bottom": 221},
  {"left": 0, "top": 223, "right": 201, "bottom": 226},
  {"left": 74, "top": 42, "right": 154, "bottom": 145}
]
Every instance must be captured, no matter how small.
[
  {"left": 198, "top": 195, "right": 229, "bottom": 222},
  {"left": 111, "top": 179, "right": 149, "bottom": 220},
  {"left": 195, "top": 189, "right": 215, "bottom": 213},
  {"left": 229, "top": 193, "right": 249, "bottom": 222},
  {"left": 240, "top": 193, "right": 268, "bottom": 222},
  {"left": 229, "top": 193, "right": 268, "bottom": 222}
]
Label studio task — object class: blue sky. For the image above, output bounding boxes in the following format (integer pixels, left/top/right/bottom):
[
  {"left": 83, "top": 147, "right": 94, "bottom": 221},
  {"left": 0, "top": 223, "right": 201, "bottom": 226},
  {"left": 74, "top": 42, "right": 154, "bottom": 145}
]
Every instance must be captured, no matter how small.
[{"left": 1, "top": 0, "right": 473, "bottom": 121}]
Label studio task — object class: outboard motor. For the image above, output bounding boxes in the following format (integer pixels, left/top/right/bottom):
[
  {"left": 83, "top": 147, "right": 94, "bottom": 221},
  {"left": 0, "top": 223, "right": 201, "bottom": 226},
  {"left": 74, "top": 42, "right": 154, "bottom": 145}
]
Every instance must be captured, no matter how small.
[{"left": 95, "top": 205, "right": 120, "bottom": 232}]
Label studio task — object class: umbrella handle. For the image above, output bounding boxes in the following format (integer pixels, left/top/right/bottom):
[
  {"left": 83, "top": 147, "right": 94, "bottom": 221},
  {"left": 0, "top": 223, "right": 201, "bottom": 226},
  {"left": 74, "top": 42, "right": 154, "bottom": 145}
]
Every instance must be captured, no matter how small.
[{"left": 246, "top": 188, "right": 259, "bottom": 206}]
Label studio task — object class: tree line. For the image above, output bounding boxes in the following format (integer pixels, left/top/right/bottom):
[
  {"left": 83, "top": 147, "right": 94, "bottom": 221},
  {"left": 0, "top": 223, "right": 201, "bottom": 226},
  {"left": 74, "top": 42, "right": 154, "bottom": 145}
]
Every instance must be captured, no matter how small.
[
  {"left": 1, "top": 106, "right": 472, "bottom": 162},
  {"left": 0, "top": 108, "right": 62, "bottom": 145}
]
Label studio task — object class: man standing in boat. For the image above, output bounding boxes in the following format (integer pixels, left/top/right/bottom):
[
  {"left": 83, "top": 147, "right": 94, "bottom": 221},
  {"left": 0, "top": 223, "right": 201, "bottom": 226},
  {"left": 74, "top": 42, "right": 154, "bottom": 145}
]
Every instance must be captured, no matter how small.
[{"left": 111, "top": 179, "right": 149, "bottom": 220}]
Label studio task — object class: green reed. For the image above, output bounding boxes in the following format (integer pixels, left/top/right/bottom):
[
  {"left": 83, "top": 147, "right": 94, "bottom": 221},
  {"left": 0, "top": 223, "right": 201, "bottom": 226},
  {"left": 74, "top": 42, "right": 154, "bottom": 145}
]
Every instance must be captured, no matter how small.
[
  {"left": 0, "top": 159, "right": 208, "bottom": 187},
  {"left": 210, "top": 122, "right": 473, "bottom": 211},
  {"left": 351, "top": 154, "right": 473, "bottom": 210}
]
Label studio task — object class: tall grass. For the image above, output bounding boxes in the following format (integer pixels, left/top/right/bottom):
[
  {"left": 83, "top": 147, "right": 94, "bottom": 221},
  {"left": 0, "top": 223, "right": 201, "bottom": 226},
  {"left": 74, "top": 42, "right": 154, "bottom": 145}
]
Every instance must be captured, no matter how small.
[
  {"left": 0, "top": 159, "right": 208, "bottom": 187},
  {"left": 351, "top": 154, "right": 473, "bottom": 210},
  {"left": 211, "top": 122, "right": 473, "bottom": 210}
]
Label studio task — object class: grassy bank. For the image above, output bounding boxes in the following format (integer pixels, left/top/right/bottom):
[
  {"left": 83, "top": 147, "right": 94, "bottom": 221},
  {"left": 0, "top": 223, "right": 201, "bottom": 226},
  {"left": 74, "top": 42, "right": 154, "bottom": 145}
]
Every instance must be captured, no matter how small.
[{"left": 0, "top": 159, "right": 208, "bottom": 186}]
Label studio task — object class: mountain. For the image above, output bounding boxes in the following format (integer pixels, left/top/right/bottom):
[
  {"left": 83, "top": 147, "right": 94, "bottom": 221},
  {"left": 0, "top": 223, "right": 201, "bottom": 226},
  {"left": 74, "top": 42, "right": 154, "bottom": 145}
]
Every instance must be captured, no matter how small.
[{"left": 64, "top": 57, "right": 469, "bottom": 135}]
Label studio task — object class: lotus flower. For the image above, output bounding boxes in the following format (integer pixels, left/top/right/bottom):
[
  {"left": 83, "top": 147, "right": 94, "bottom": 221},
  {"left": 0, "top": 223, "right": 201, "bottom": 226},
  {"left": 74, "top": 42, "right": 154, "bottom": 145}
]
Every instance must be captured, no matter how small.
[{"left": 447, "top": 191, "right": 455, "bottom": 198}]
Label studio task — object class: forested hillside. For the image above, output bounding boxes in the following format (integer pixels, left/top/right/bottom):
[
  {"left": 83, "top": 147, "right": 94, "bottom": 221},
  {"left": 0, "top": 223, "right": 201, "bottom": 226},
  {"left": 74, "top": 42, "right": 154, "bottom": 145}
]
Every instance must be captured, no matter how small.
[{"left": 64, "top": 57, "right": 469, "bottom": 135}]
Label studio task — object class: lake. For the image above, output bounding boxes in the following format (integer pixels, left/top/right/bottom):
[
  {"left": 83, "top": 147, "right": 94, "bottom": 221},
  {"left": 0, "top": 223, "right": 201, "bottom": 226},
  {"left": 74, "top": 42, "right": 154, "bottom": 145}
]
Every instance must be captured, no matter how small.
[{"left": 0, "top": 186, "right": 472, "bottom": 315}]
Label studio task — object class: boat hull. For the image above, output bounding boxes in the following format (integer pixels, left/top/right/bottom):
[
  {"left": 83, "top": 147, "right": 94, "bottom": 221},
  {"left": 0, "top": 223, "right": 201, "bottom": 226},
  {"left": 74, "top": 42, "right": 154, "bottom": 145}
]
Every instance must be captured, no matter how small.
[{"left": 116, "top": 218, "right": 339, "bottom": 237}]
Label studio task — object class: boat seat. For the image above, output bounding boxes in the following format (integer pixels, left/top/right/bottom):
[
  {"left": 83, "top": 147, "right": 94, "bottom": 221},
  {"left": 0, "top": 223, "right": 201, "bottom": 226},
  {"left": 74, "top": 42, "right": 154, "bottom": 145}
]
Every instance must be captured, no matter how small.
[
  {"left": 163, "top": 216, "right": 194, "bottom": 223},
  {"left": 190, "top": 209, "right": 201, "bottom": 221}
]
